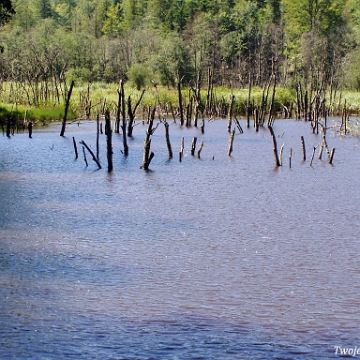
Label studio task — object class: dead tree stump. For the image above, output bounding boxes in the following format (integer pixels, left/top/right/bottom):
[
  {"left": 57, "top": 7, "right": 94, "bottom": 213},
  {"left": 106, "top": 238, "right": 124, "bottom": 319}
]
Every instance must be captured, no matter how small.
[
  {"left": 191, "top": 137, "right": 197, "bottom": 156},
  {"left": 28, "top": 121, "right": 33, "bottom": 138},
  {"left": 197, "top": 140, "right": 204, "bottom": 159},
  {"left": 328, "top": 148, "right": 335, "bottom": 164},
  {"left": 301, "top": 136, "right": 306, "bottom": 161},
  {"left": 179, "top": 137, "right": 184, "bottom": 162},
  {"left": 228, "top": 130, "right": 235, "bottom": 156}
]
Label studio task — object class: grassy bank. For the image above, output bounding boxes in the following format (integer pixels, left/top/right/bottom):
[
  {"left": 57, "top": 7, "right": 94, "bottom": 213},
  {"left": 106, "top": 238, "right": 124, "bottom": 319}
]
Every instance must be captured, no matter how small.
[{"left": 1, "top": 81, "right": 360, "bottom": 127}]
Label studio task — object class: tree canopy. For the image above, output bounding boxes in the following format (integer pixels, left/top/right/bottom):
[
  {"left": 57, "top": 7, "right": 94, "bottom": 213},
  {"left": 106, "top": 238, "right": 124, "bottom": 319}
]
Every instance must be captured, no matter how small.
[{"left": 1, "top": 0, "right": 360, "bottom": 96}]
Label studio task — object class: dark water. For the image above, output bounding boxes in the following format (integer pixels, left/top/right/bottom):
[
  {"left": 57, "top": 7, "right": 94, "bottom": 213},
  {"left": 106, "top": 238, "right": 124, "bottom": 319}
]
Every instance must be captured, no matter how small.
[{"left": 1, "top": 118, "right": 360, "bottom": 359}]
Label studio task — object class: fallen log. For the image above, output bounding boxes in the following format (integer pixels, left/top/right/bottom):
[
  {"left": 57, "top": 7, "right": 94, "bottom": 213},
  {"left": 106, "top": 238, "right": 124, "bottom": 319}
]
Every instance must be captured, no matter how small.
[{"left": 80, "top": 140, "right": 102, "bottom": 169}]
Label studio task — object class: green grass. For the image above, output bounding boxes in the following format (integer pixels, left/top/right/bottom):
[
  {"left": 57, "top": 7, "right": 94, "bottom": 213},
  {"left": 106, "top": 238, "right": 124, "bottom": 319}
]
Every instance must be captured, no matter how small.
[{"left": 1, "top": 81, "right": 360, "bottom": 125}]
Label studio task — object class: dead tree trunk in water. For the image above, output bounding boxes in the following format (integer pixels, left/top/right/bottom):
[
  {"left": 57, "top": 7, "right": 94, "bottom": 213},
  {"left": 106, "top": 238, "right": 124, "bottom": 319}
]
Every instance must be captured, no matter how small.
[
  {"left": 193, "top": 71, "right": 201, "bottom": 127},
  {"left": 268, "top": 58, "right": 277, "bottom": 126},
  {"left": 105, "top": 109, "right": 113, "bottom": 172},
  {"left": 186, "top": 97, "right": 193, "bottom": 127},
  {"left": 82, "top": 146, "right": 88, "bottom": 167},
  {"left": 119, "top": 80, "right": 129, "bottom": 156},
  {"left": 301, "top": 136, "right": 306, "bottom": 161},
  {"left": 128, "top": 89, "right": 145, "bottom": 137},
  {"left": 206, "top": 68, "right": 214, "bottom": 118},
  {"left": 191, "top": 137, "right": 197, "bottom": 156},
  {"left": 247, "top": 73, "right": 252, "bottom": 128},
  {"left": 268, "top": 125, "right": 280, "bottom": 167},
  {"left": 179, "top": 137, "right": 184, "bottom": 162},
  {"left": 163, "top": 120, "right": 173, "bottom": 159},
  {"left": 28, "top": 121, "right": 33, "bottom": 138},
  {"left": 142, "top": 108, "right": 156, "bottom": 170},
  {"left": 73, "top": 137, "right": 78, "bottom": 159},
  {"left": 228, "top": 95, "right": 235, "bottom": 133},
  {"left": 341, "top": 99, "right": 347, "bottom": 135},
  {"left": 197, "top": 140, "right": 204, "bottom": 158},
  {"left": 328, "top": 148, "right": 335, "bottom": 164},
  {"left": 178, "top": 80, "right": 184, "bottom": 126},
  {"left": 115, "top": 83, "right": 121, "bottom": 134},
  {"left": 80, "top": 140, "right": 102, "bottom": 169},
  {"left": 6, "top": 116, "right": 11, "bottom": 137},
  {"left": 96, "top": 113, "right": 100, "bottom": 161},
  {"left": 228, "top": 129, "right": 235, "bottom": 156},
  {"left": 60, "top": 80, "right": 74, "bottom": 137}
]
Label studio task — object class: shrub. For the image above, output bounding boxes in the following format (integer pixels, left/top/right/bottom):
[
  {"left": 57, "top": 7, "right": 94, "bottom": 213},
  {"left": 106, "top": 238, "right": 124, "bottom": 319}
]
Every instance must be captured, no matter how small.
[{"left": 126, "top": 63, "right": 150, "bottom": 90}]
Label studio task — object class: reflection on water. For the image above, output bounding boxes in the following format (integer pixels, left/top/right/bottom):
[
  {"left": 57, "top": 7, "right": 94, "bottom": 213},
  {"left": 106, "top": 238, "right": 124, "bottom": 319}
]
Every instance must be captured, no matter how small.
[{"left": 1, "top": 119, "right": 360, "bottom": 359}]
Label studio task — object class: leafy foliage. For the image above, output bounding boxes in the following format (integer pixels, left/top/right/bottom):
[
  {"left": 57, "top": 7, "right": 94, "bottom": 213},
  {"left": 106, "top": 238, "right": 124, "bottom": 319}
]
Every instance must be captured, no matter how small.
[{"left": 0, "top": 0, "right": 359, "bottom": 100}]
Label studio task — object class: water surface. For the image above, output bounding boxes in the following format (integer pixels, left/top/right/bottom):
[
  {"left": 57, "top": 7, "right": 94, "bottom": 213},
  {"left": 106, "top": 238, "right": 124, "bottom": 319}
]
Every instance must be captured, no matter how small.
[{"left": 1, "top": 119, "right": 360, "bottom": 359}]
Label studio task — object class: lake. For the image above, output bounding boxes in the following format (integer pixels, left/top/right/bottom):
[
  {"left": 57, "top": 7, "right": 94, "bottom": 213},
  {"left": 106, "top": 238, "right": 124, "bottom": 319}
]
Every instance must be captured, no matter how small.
[{"left": 1, "top": 118, "right": 360, "bottom": 359}]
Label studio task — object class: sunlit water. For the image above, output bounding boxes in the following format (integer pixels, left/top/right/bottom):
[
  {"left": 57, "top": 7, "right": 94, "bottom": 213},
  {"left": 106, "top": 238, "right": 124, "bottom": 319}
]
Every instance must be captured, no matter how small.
[{"left": 1, "top": 118, "right": 360, "bottom": 359}]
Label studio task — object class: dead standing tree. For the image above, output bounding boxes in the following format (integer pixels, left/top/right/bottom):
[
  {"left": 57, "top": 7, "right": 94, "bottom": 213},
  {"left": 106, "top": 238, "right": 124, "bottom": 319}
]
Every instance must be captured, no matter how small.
[
  {"left": 127, "top": 89, "right": 145, "bottom": 137},
  {"left": 192, "top": 70, "right": 202, "bottom": 127},
  {"left": 119, "top": 79, "right": 129, "bottom": 156},
  {"left": 105, "top": 109, "right": 113, "bottom": 172},
  {"left": 268, "top": 125, "right": 281, "bottom": 167},
  {"left": 177, "top": 79, "right": 184, "bottom": 126},
  {"left": 162, "top": 120, "right": 173, "bottom": 159},
  {"left": 60, "top": 80, "right": 74, "bottom": 137},
  {"left": 141, "top": 107, "right": 156, "bottom": 170}
]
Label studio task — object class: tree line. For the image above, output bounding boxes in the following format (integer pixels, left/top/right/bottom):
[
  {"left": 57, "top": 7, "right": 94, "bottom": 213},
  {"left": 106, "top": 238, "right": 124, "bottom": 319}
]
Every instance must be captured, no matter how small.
[{"left": 0, "top": 0, "right": 360, "bottom": 108}]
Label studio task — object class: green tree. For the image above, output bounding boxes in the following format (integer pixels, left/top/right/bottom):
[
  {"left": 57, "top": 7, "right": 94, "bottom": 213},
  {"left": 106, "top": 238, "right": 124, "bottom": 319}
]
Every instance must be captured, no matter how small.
[
  {"left": 153, "top": 31, "right": 194, "bottom": 87},
  {"left": 33, "top": 0, "right": 54, "bottom": 19},
  {"left": 102, "top": 3, "right": 123, "bottom": 36}
]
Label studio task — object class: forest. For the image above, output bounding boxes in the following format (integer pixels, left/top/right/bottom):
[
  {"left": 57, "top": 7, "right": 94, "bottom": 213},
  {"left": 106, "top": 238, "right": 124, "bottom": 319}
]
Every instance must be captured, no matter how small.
[{"left": 1, "top": 0, "right": 360, "bottom": 120}]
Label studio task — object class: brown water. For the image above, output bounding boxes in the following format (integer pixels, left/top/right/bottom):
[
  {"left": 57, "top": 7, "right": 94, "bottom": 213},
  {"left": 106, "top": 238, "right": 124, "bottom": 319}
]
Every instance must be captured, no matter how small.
[{"left": 1, "top": 119, "right": 360, "bottom": 359}]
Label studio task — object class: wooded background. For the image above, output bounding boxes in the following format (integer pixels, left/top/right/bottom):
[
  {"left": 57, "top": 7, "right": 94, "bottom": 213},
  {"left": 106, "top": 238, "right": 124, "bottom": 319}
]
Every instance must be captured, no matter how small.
[{"left": 1, "top": 0, "right": 360, "bottom": 106}]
